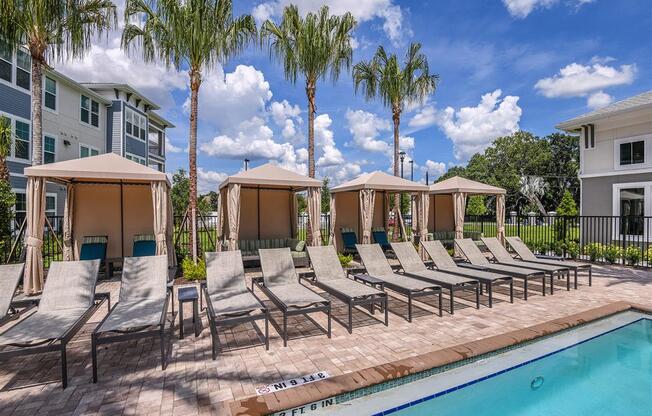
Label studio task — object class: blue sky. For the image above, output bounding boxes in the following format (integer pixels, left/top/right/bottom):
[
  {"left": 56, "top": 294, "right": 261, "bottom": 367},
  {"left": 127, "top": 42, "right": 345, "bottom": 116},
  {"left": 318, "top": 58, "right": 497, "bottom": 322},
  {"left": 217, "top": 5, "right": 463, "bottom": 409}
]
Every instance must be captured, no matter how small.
[{"left": 59, "top": 0, "right": 652, "bottom": 192}]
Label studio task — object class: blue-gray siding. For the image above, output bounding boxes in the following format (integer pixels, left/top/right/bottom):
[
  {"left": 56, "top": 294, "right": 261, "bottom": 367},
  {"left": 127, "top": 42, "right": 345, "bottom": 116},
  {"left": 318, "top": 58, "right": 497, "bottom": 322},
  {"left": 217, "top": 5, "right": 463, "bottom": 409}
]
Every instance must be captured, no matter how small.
[{"left": 0, "top": 84, "right": 30, "bottom": 120}]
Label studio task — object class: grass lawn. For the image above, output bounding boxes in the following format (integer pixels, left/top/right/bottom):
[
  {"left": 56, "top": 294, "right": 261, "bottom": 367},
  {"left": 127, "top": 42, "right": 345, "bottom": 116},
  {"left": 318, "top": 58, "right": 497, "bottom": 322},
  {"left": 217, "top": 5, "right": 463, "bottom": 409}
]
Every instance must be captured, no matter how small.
[{"left": 464, "top": 221, "right": 580, "bottom": 242}]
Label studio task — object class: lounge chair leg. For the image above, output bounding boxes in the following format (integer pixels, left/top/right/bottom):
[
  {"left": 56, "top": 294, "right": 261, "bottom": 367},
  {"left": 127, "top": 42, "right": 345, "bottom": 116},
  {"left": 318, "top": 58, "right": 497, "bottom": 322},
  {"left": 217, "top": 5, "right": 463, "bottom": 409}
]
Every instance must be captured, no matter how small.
[
  {"left": 541, "top": 275, "right": 546, "bottom": 296},
  {"left": 348, "top": 302, "right": 353, "bottom": 334},
  {"left": 283, "top": 313, "right": 288, "bottom": 347},
  {"left": 384, "top": 296, "right": 389, "bottom": 326},
  {"left": 524, "top": 279, "right": 528, "bottom": 301},
  {"left": 588, "top": 268, "right": 592, "bottom": 286},
  {"left": 407, "top": 293, "right": 413, "bottom": 322},
  {"left": 265, "top": 310, "right": 270, "bottom": 350},
  {"left": 438, "top": 290, "right": 443, "bottom": 317},
  {"left": 91, "top": 334, "right": 98, "bottom": 383},
  {"left": 567, "top": 271, "right": 570, "bottom": 291},
  {"left": 479, "top": 283, "right": 483, "bottom": 295},
  {"left": 60, "top": 343, "right": 68, "bottom": 389},
  {"left": 449, "top": 288, "right": 454, "bottom": 315},
  {"left": 509, "top": 280, "right": 514, "bottom": 303},
  {"left": 475, "top": 283, "right": 480, "bottom": 309},
  {"left": 327, "top": 304, "right": 332, "bottom": 339},
  {"left": 574, "top": 269, "right": 578, "bottom": 289},
  {"left": 549, "top": 273, "right": 554, "bottom": 295},
  {"left": 160, "top": 327, "right": 166, "bottom": 370},
  {"left": 488, "top": 283, "right": 493, "bottom": 308}
]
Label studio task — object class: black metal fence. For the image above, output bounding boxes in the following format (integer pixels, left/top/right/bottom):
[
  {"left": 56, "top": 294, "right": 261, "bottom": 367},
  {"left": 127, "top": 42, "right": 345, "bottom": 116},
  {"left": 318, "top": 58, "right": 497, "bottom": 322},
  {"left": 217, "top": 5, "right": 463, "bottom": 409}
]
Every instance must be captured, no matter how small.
[{"left": 5, "top": 213, "right": 652, "bottom": 268}]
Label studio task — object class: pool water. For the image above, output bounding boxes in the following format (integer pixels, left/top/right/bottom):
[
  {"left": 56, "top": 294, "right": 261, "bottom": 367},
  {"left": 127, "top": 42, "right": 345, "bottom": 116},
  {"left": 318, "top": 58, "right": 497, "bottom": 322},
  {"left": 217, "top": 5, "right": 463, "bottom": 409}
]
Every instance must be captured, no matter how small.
[{"left": 391, "top": 318, "right": 652, "bottom": 416}]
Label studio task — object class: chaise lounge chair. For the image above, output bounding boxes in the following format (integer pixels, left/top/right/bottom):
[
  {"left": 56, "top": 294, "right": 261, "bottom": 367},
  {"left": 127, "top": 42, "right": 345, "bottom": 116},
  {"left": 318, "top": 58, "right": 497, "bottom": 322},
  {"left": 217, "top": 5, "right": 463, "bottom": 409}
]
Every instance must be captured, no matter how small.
[
  {"left": 0, "top": 263, "right": 28, "bottom": 327},
  {"left": 340, "top": 228, "right": 358, "bottom": 255},
  {"left": 506, "top": 236, "right": 591, "bottom": 288},
  {"left": 421, "top": 240, "right": 513, "bottom": 307},
  {"left": 133, "top": 234, "right": 157, "bottom": 257},
  {"left": 92, "top": 255, "right": 173, "bottom": 383},
  {"left": 481, "top": 237, "right": 570, "bottom": 292},
  {"left": 455, "top": 238, "right": 547, "bottom": 301},
  {"left": 372, "top": 228, "right": 393, "bottom": 252},
  {"left": 203, "top": 251, "right": 268, "bottom": 359},
  {"left": 0, "top": 260, "right": 103, "bottom": 388},
  {"left": 391, "top": 242, "right": 479, "bottom": 314},
  {"left": 307, "top": 245, "right": 388, "bottom": 333},
  {"left": 356, "top": 244, "right": 442, "bottom": 321},
  {"left": 257, "top": 248, "right": 331, "bottom": 347}
]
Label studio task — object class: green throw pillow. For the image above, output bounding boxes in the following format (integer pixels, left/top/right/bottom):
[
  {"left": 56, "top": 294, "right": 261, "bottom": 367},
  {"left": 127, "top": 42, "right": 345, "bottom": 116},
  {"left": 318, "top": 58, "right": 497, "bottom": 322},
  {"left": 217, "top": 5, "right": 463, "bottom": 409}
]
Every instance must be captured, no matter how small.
[{"left": 294, "top": 240, "right": 306, "bottom": 252}]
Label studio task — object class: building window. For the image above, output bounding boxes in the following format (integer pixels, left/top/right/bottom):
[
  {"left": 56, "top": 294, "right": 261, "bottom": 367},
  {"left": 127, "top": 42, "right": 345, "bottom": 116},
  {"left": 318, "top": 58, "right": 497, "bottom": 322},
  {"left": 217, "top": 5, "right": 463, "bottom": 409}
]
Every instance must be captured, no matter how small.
[
  {"left": 15, "top": 49, "right": 30, "bottom": 90},
  {"left": 14, "top": 120, "right": 29, "bottom": 160},
  {"left": 620, "top": 140, "right": 644, "bottom": 166},
  {"left": 126, "top": 153, "right": 146, "bottom": 165},
  {"left": 0, "top": 39, "right": 12, "bottom": 83},
  {"left": 125, "top": 108, "right": 147, "bottom": 141},
  {"left": 80, "top": 95, "right": 99, "bottom": 127},
  {"left": 44, "top": 76, "right": 57, "bottom": 111},
  {"left": 45, "top": 194, "right": 56, "bottom": 216},
  {"left": 79, "top": 143, "right": 99, "bottom": 158},
  {"left": 43, "top": 135, "right": 55, "bottom": 163},
  {"left": 619, "top": 188, "right": 645, "bottom": 236},
  {"left": 14, "top": 191, "right": 26, "bottom": 226}
]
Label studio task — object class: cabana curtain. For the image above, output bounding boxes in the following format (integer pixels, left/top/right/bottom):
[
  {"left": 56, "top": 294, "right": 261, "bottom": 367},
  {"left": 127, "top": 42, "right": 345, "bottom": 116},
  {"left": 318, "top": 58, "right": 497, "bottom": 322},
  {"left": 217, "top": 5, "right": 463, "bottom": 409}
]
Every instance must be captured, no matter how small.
[
  {"left": 329, "top": 194, "right": 337, "bottom": 250},
  {"left": 216, "top": 189, "right": 224, "bottom": 247},
  {"left": 307, "top": 187, "right": 322, "bottom": 246},
  {"left": 227, "top": 184, "right": 241, "bottom": 250},
  {"left": 453, "top": 192, "right": 467, "bottom": 240},
  {"left": 290, "top": 192, "right": 298, "bottom": 239},
  {"left": 24, "top": 177, "right": 46, "bottom": 294},
  {"left": 62, "top": 183, "right": 75, "bottom": 261},
  {"left": 416, "top": 191, "right": 429, "bottom": 256},
  {"left": 496, "top": 193, "right": 506, "bottom": 244},
  {"left": 384, "top": 192, "right": 391, "bottom": 231},
  {"left": 151, "top": 181, "right": 168, "bottom": 256},
  {"left": 359, "top": 189, "right": 376, "bottom": 244}
]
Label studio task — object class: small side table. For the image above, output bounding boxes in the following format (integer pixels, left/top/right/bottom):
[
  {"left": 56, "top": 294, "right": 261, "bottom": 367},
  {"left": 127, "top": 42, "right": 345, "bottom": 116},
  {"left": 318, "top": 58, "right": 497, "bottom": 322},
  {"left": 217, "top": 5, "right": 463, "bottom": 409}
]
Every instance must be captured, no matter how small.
[{"left": 178, "top": 286, "right": 200, "bottom": 338}]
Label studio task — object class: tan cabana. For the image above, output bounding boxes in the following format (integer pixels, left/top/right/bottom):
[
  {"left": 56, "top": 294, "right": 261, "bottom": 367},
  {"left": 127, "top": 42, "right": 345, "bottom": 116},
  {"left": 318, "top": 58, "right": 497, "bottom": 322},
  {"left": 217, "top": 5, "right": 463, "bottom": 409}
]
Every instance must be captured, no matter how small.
[
  {"left": 23, "top": 153, "right": 175, "bottom": 294},
  {"left": 429, "top": 176, "right": 506, "bottom": 243},
  {"left": 217, "top": 164, "right": 322, "bottom": 248},
  {"left": 330, "top": 171, "right": 429, "bottom": 250}
]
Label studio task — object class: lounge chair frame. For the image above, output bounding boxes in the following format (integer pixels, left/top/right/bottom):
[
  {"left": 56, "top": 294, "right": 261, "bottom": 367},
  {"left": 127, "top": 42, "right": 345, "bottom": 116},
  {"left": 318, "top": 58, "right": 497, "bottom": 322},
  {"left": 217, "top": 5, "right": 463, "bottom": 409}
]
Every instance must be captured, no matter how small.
[
  {"left": 202, "top": 284, "right": 269, "bottom": 359},
  {"left": 455, "top": 239, "right": 547, "bottom": 301},
  {"left": 421, "top": 241, "right": 514, "bottom": 308},
  {"left": 254, "top": 278, "right": 331, "bottom": 347},
  {"left": 506, "top": 236, "right": 592, "bottom": 288},
  {"left": 0, "top": 297, "right": 108, "bottom": 389},
  {"left": 91, "top": 292, "right": 173, "bottom": 383}
]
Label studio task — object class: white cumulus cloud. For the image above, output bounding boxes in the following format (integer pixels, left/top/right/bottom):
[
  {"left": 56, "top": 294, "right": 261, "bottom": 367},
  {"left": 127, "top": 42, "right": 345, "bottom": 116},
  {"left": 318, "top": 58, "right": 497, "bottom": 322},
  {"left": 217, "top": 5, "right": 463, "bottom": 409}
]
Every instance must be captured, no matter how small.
[
  {"left": 408, "top": 105, "right": 437, "bottom": 129},
  {"left": 587, "top": 91, "right": 613, "bottom": 110},
  {"left": 436, "top": 90, "right": 522, "bottom": 161},
  {"left": 345, "top": 109, "right": 392, "bottom": 153},
  {"left": 197, "top": 168, "right": 228, "bottom": 193},
  {"left": 253, "top": 0, "right": 411, "bottom": 46},
  {"left": 166, "top": 137, "right": 183, "bottom": 153},
  {"left": 502, "top": 0, "right": 593, "bottom": 18},
  {"left": 315, "top": 114, "right": 344, "bottom": 167},
  {"left": 535, "top": 62, "right": 636, "bottom": 98}
]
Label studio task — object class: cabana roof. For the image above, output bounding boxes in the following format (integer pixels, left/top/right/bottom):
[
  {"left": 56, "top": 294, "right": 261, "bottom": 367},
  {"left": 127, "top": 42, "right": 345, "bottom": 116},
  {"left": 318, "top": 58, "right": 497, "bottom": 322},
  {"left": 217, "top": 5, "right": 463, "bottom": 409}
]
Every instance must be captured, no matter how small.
[
  {"left": 429, "top": 176, "right": 505, "bottom": 195},
  {"left": 24, "top": 153, "right": 169, "bottom": 184},
  {"left": 218, "top": 163, "right": 321, "bottom": 190},
  {"left": 330, "top": 171, "right": 428, "bottom": 193}
]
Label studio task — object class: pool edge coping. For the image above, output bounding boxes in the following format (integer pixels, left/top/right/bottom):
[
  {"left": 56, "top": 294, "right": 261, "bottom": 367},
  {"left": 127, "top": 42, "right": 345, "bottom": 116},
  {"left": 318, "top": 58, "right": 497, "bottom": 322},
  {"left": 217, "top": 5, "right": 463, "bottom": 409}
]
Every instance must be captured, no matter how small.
[{"left": 227, "top": 301, "right": 652, "bottom": 416}]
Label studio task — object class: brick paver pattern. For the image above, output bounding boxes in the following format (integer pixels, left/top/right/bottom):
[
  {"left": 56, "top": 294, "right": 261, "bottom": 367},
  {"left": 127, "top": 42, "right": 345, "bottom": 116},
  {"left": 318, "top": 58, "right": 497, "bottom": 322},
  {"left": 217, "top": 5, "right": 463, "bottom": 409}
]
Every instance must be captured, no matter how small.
[{"left": 0, "top": 263, "right": 651, "bottom": 415}]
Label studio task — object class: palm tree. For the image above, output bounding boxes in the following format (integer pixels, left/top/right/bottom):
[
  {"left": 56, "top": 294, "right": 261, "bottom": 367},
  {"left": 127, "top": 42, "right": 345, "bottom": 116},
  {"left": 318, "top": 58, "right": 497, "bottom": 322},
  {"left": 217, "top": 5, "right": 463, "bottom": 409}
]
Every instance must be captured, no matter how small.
[
  {"left": 122, "top": 0, "right": 256, "bottom": 261},
  {"left": 353, "top": 43, "right": 438, "bottom": 239},
  {"left": 261, "top": 5, "right": 356, "bottom": 178},
  {"left": 0, "top": 0, "right": 117, "bottom": 165}
]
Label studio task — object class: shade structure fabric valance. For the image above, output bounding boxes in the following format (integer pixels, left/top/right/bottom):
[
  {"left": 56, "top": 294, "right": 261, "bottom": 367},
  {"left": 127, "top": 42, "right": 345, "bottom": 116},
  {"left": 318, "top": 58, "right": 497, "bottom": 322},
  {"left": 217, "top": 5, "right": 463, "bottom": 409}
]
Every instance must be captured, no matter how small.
[{"left": 23, "top": 154, "right": 174, "bottom": 293}]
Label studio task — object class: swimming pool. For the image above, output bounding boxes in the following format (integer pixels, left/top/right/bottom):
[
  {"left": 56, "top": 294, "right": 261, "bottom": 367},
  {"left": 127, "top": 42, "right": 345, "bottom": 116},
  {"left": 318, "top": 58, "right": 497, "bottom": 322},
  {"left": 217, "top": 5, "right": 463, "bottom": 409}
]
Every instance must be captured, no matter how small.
[{"left": 320, "top": 312, "right": 652, "bottom": 416}]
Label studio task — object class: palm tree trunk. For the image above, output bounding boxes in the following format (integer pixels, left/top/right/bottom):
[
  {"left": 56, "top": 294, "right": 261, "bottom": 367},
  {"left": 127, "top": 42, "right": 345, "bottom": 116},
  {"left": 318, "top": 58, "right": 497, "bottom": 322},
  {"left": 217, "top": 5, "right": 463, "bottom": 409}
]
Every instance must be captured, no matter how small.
[
  {"left": 392, "top": 109, "right": 401, "bottom": 241},
  {"left": 30, "top": 56, "right": 44, "bottom": 165},
  {"left": 306, "top": 81, "right": 316, "bottom": 178},
  {"left": 305, "top": 81, "right": 316, "bottom": 244},
  {"left": 188, "top": 69, "right": 201, "bottom": 262}
]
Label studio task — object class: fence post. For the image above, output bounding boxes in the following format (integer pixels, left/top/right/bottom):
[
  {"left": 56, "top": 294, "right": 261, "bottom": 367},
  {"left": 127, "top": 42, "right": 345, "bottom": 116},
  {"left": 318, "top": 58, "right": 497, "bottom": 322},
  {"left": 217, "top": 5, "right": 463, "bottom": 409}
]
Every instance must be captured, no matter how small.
[
  {"left": 517, "top": 215, "right": 521, "bottom": 238},
  {"left": 562, "top": 216, "right": 567, "bottom": 258}
]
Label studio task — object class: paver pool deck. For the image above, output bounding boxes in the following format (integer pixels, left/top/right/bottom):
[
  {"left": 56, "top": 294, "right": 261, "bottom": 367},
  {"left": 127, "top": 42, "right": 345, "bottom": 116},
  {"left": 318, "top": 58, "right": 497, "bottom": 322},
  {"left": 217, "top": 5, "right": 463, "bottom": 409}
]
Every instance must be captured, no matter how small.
[{"left": 0, "top": 262, "right": 651, "bottom": 415}]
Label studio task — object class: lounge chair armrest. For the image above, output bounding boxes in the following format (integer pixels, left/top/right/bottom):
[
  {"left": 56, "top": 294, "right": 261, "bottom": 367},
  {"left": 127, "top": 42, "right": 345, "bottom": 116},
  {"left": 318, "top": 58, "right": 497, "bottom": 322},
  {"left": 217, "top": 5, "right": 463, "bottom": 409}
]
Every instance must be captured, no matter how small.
[
  {"left": 251, "top": 275, "right": 263, "bottom": 291},
  {"left": 536, "top": 254, "right": 565, "bottom": 260},
  {"left": 160, "top": 292, "right": 171, "bottom": 326},
  {"left": 202, "top": 286, "right": 217, "bottom": 319}
]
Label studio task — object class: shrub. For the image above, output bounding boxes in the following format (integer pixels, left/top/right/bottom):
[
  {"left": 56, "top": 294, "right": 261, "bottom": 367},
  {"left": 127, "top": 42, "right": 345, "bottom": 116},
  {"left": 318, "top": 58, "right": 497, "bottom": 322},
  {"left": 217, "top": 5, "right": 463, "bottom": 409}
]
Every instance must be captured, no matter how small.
[
  {"left": 182, "top": 257, "right": 206, "bottom": 281},
  {"left": 623, "top": 246, "right": 642, "bottom": 266},
  {"left": 565, "top": 241, "right": 580, "bottom": 259},
  {"left": 338, "top": 253, "right": 353, "bottom": 268},
  {"left": 583, "top": 243, "right": 603, "bottom": 262},
  {"left": 549, "top": 240, "right": 564, "bottom": 256},
  {"left": 603, "top": 245, "right": 621, "bottom": 264}
]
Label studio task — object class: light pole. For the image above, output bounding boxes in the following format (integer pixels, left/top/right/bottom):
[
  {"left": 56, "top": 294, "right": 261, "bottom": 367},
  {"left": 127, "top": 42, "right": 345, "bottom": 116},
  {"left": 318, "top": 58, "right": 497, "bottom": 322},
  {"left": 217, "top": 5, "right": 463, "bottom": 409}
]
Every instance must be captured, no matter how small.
[
  {"left": 244, "top": 158, "right": 249, "bottom": 170},
  {"left": 409, "top": 160, "right": 414, "bottom": 181},
  {"left": 399, "top": 151, "right": 405, "bottom": 178},
  {"left": 409, "top": 160, "right": 414, "bottom": 234},
  {"left": 425, "top": 171, "right": 429, "bottom": 185}
]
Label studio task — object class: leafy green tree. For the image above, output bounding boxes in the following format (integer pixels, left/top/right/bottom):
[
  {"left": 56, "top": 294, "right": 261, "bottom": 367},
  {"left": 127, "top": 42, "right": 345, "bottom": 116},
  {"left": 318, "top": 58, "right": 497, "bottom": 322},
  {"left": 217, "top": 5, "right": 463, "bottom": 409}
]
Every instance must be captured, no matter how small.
[
  {"left": 466, "top": 196, "right": 487, "bottom": 216},
  {"left": 353, "top": 43, "right": 438, "bottom": 239},
  {"left": 262, "top": 5, "right": 356, "bottom": 178},
  {"left": 321, "top": 178, "right": 330, "bottom": 213},
  {"left": 543, "top": 133, "right": 580, "bottom": 209},
  {"left": 171, "top": 169, "right": 190, "bottom": 218},
  {"left": 296, "top": 194, "right": 307, "bottom": 214},
  {"left": 0, "top": 118, "right": 15, "bottom": 249},
  {"left": 122, "top": 0, "right": 256, "bottom": 261},
  {"left": 556, "top": 190, "right": 577, "bottom": 216},
  {"left": 1, "top": 0, "right": 117, "bottom": 165}
]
